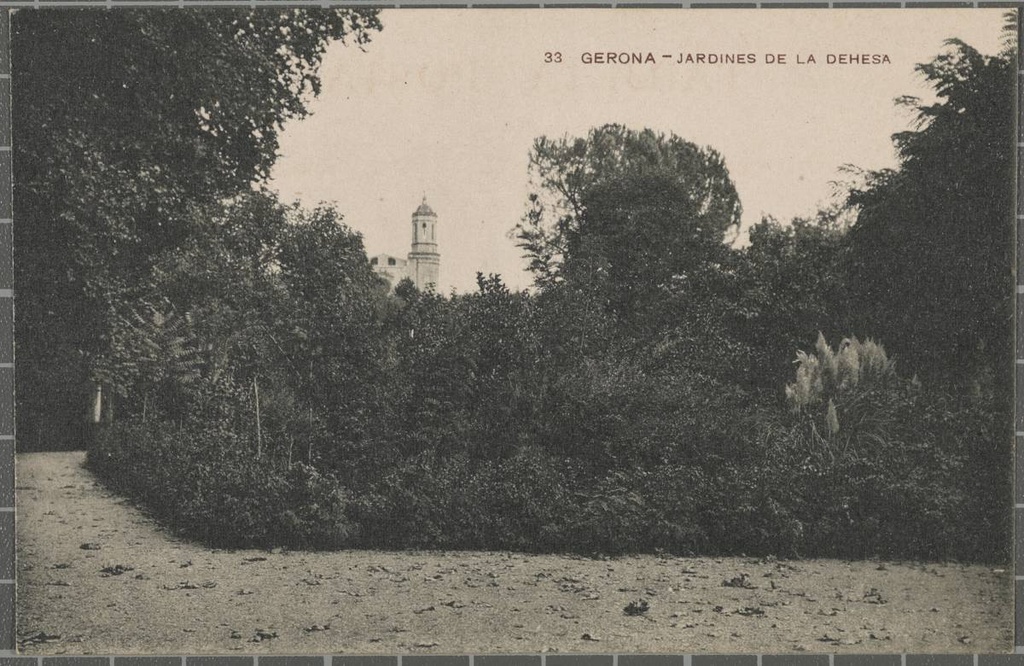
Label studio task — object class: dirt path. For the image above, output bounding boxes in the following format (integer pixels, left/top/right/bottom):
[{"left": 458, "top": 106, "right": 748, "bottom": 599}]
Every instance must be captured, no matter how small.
[{"left": 15, "top": 451, "right": 1013, "bottom": 655}]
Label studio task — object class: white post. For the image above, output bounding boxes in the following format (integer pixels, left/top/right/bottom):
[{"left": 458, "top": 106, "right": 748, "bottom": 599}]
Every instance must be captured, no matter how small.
[{"left": 91, "top": 383, "right": 103, "bottom": 424}]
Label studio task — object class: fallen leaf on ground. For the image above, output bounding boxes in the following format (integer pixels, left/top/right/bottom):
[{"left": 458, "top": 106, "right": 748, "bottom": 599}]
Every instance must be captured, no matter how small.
[
  {"left": 99, "top": 564, "right": 134, "bottom": 577},
  {"left": 163, "top": 581, "right": 199, "bottom": 590},
  {"left": 624, "top": 599, "right": 650, "bottom": 616},
  {"left": 304, "top": 624, "right": 330, "bottom": 633},
  {"left": 19, "top": 631, "right": 61, "bottom": 646},
  {"left": 723, "top": 573, "right": 756, "bottom": 589},
  {"left": 863, "top": 588, "right": 887, "bottom": 604}
]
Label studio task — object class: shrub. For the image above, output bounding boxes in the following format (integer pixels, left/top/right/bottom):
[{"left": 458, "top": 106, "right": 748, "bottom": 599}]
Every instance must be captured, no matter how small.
[
  {"left": 88, "top": 419, "right": 356, "bottom": 549},
  {"left": 85, "top": 325, "right": 1008, "bottom": 563},
  {"left": 786, "top": 333, "right": 897, "bottom": 430},
  {"left": 351, "top": 446, "right": 577, "bottom": 552},
  {"left": 753, "top": 333, "right": 1008, "bottom": 561}
]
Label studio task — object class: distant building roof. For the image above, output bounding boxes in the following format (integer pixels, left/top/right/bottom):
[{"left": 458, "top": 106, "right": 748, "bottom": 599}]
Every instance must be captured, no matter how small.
[{"left": 370, "top": 253, "right": 406, "bottom": 266}]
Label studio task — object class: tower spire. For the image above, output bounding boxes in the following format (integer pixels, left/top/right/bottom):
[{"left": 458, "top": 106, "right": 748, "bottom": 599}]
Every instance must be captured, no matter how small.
[{"left": 409, "top": 196, "right": 440, "bottom": 290}]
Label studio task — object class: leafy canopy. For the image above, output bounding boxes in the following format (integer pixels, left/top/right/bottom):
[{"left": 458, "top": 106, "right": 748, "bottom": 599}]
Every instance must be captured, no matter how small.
[
  {"left": 845, "top": 39, "right": 1014, "bottom": 390},
  {"left": 14, "top": 8, "right": 381, "bottom": 448},
  {"left": 514, "top": 124, "right": 742, "bottom": 287}
]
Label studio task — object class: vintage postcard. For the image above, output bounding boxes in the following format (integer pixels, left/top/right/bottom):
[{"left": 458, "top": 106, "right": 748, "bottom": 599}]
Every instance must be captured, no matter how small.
[{"left": 12, "top": 7, "right": 1016, "bottom": 655}]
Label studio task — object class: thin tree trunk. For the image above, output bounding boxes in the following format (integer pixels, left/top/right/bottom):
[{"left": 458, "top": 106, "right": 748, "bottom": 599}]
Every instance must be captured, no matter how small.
[{"left": 254, "top": 377, "right": 262, "bottom": 459}]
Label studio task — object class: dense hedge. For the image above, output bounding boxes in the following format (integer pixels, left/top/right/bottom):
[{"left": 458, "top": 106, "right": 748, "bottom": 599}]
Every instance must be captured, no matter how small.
[
  {"left": 87, "top": 353, "right": 1010, "bottom": 562},
  {"left": 88, "top": 422, "right": 356, "bottom": 549}
]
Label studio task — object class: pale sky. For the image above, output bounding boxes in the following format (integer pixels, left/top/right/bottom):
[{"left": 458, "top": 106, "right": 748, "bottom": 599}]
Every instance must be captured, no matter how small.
[{"left": 270, "top": 9, "right": 1009, "bottom": 294}]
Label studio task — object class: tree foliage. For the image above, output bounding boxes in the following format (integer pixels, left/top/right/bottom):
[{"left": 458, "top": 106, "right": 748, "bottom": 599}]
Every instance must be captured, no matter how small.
[
  {"left": 514, "top": 124, "right": 742, "bottom": 287},
  {"left": 14, "top": 9, "right": 381, "bottom": 448},
  {"left": 845, "top": 40, "right": 1014, "bottom": 393},
  {"left": 736, "top": 213, "right": 849, "bottom": 389},
  {"left": 567, "top": 173, "right": 736, "bottom": 329}
]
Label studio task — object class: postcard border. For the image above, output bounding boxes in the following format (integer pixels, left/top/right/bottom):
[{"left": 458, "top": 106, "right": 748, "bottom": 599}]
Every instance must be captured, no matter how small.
[{"left": 0, "top": 3, "right": 1019, "bottom": 664}]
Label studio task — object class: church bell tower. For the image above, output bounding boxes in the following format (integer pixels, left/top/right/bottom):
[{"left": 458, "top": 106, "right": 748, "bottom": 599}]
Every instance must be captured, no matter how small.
[{"left": 407, "top": 196, "right": 440, "bottom": 290}]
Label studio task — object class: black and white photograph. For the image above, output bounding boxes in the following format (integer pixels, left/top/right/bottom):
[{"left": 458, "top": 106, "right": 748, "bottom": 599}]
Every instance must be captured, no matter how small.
[{"left": 11, "top": 7, "right": 1017, "bottom": 655}]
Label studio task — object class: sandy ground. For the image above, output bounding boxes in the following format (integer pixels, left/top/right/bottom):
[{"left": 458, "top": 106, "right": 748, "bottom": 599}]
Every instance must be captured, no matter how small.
[{"left": 14, "top": 451, "right": 1014, "bottom": 655}]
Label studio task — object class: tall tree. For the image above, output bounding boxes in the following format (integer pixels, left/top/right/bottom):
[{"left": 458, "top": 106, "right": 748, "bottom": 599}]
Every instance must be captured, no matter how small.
[
  {"left": 275, "top": 204, "right": 391, "bottom": 448},
  {"left": 566, "top": 172, "right": 737, "bottom": 334},
  {"left": 845, "top": 39, "right": 1014, "bottom": 393},
  {"left": 13, "top": 9, "right": 380, "bottom": 448},
  {"left": 514, "top": 124, "right": 742, "bottom": 288},
  {"left": 737, "top": 212, "right": 850, "bottom": 390}
]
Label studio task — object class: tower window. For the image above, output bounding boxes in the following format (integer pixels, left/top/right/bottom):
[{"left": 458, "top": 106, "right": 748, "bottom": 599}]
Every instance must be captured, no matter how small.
[
  {"left": 370, "top": 257, "right": 378, "bottom": 266},
  {"left": 388, "top": 258, "right": 397, "bottom": 266}
]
